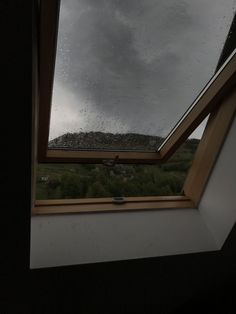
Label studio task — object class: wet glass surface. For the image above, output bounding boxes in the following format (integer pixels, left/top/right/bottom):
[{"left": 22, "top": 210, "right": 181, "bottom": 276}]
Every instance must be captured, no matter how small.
[{"left": 49, "top": 0, "right": 235, "bottom": 151}]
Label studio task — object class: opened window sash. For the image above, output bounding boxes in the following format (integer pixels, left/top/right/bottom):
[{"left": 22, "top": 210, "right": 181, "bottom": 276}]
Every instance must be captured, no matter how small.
[{"left": 37, "top": 0, "right": 236, "bottom": 165}]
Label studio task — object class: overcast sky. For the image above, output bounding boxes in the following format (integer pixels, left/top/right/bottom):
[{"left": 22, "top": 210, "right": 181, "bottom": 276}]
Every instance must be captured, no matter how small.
[{"left": 49, "top": 0, "right": 235, "bottom": 140}]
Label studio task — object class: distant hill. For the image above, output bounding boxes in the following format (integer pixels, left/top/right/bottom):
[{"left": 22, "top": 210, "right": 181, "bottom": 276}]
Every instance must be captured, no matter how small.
[{"left": 49, "top": 132, "right": 163, "bottom": 151}]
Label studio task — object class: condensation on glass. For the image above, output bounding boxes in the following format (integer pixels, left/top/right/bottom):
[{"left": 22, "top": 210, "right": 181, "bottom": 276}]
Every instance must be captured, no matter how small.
[{"left": 48, "top": 0, "right": 235, "bottom": 151}]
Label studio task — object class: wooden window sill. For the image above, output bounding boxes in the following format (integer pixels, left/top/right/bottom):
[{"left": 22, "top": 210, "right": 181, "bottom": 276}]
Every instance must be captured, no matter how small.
[{"left": 33, "top": 196, "right": 194, "bottom": 215}]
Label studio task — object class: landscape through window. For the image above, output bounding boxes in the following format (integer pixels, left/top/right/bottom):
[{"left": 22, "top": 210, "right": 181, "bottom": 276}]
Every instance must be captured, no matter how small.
[
  {"left": 37, "top": 121, "right": 205, "bottom": 199},
  {"left": 37, "top": 140, "right": 198, "bottom": 199},
  {"left": 48, "top": 0, "right": 235, "bottom": 152}
]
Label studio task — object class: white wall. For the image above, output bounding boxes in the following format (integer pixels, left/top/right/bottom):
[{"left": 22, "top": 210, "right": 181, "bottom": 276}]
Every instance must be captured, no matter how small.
[
  {"left": 30, "top": 116, "right": 236, "bottom": 269},
  {"left": 30, "top": 208, "right": 217, "bottom": 268}
]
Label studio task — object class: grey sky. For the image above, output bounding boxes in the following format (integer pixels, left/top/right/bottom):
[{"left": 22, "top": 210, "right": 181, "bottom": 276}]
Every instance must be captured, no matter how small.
[{"left": 49, "top": 0, "right": 235, "bottom": 140}]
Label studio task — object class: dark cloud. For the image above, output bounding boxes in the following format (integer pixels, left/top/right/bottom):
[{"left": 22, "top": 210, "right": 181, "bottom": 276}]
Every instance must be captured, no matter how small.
[{"left": 50, "top": 0, "right": 235, "bottom": 140}]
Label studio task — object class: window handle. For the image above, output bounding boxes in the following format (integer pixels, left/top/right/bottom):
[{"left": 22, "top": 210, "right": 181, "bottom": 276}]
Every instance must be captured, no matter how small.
[
  {"left": 112, "top": 197, "right": 126, "bottom": 204},
  {"left": 102, "top": 155, "right": 119, "bottom": 167}
]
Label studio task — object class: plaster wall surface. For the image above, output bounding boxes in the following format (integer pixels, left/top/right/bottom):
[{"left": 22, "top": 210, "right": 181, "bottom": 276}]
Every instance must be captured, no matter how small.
[{"left": 30, "top": 208, "right": 217, "bottom": 268}]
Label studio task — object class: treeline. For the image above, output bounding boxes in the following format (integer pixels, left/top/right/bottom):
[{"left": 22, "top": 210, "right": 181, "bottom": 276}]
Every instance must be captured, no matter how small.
[{"left": 36, "top": 139, "right": 199, "bottom": 199}]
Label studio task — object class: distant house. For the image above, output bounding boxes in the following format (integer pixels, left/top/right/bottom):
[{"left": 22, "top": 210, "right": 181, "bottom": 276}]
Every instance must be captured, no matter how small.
[{"left": 40, "top": 176, "right": 49, "bottom": 182}]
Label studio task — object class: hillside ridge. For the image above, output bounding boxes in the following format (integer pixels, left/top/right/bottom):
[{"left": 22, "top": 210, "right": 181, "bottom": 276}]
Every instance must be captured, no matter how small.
[{"left": 48, "top": 131, "right": 198, "bottom": 151}]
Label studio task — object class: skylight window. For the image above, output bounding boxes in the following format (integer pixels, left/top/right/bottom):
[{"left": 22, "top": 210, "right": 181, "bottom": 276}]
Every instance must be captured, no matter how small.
[
  {"left": 34, "top": 1, "right": 236, "bottom": 214},
  {"left": 48, "top": 0, "right": 235, "bottom": 152}
]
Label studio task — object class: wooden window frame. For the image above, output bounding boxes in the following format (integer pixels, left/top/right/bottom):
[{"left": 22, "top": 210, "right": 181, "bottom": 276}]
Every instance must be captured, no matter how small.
[{"left": 32, "top": 0, "right": 236, "bottom": 214}]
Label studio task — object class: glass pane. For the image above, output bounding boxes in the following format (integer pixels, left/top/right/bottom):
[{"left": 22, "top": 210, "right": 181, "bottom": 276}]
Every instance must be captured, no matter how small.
[
  {"left": 49, "top": 0, "right": 235, "bottom": 151},
  {"left": 38, "top": 120, "right": 206, "bottom": 199}
]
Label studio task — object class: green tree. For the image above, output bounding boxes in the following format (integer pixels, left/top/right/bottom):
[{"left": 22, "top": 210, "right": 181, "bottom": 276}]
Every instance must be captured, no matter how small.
[{"left": 86, "top": 182, "right": 111, "bottom": 198}]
